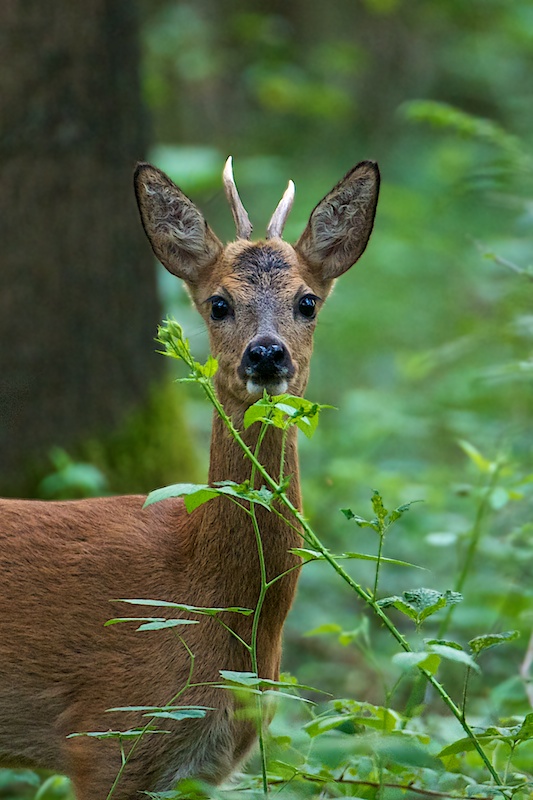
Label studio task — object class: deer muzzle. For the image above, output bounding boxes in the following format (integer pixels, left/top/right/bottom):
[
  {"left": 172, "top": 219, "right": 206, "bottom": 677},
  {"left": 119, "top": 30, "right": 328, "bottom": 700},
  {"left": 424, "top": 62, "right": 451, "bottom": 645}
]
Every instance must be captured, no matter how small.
[{"left": 238, "top": 335, "right": 295, "bottom": 396}]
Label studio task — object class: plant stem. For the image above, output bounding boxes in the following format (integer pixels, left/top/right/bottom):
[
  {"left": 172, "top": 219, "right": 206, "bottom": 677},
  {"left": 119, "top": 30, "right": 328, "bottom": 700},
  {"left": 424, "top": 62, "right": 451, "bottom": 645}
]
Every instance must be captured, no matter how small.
[
  {"left": 165, "top": 335, "right": 510, "bottom": 796},
  {"left": 373, "top": 529, "right": 385, "bottom": 599},
  {"left": 106, "top": 636, "right": 197, "bottom": 800},
  {"left": 248, "top": 420, "right": 272, "bottom": 797},
  {"left": 279, "top": 427, "right": 289, "bottom": 485}
]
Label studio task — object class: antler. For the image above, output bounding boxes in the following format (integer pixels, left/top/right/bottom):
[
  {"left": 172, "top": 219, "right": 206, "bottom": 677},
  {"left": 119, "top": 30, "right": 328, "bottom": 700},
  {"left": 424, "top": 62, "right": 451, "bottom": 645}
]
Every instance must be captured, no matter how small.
[
  {"left": 223, "top": 157, "right": 252, "bottom": 240},
  {"left": 266, "top": 179, "right": 295, "bottom": 240}
]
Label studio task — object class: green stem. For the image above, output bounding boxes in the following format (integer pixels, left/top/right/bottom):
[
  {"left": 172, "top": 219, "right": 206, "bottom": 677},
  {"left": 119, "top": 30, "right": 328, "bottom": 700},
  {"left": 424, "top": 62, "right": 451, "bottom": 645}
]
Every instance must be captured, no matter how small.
[
  {"left": 373, "top": 529, "right": 385, "bottom": 599},
  {"left": 461, "top": 666, "right": 471, "bottom": 721},
  {"left": 279, "top": 427, "right": 289, "bottom": 485},
  {"left": 248, "top": 420, "right": 272, "bottom": 797},
  {"left": 168, "top": 340, "right": 509, "bottom": 795},
  {"left": 106, "top": 635, "right": 197, "bottom": 800},
  {"left": 249, "top": 506, "right": 270, "bottom": 797}
]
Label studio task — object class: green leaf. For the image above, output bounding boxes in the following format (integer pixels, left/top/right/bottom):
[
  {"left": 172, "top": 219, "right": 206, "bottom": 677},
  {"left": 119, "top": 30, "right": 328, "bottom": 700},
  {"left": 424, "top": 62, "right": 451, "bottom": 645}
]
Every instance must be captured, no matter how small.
[
  {"left": 136, "top": 618, "right": 199, "bottom": 632},
  {"left": 438, "top": 727, "right": 515, "bottom": 757},
  {"left": 107, "top": 705, "right": 212, "bottom": 714},
  {"left": 35, "top": 775, "right": 71, "bottom": 800},
  {"left": 107, "top": 705, "right": 212, "bottom": 721},
  {"left": 109, "top": 600, "right": 253, "bottom": 616},
  {"left": 469, "top": 630, "right": 520, "bottom": 657},
  {"left": 218, "top": 671, "right": 321, "bottom": 697},
  {"left": 424, "top": 638, "right": 464, "bottom": 650},
  {"left": 438, "top": 736, "right": 482, "bottom": 757},
  {"left": 303, "top": 713, "right": 358, "bottom": 737},
  {"left": 67, "top": 729, "right": 167, "bottom": 740},
  {"left": 213, "top": 480, "right": 274, "bottom": 510},
  {"left": 457, "top": 439, "right": 494, "bottom": 473},
  {"left": 304, "top": 701, "right": 401, "bottom": 738},
  {"left": 144, "top": 481, "right": 273, "bottom": 512},
  {"left": 243, "top": 394, "right": 330, "bottom": 438},
  {"left": 199, "top": 355, "right": 218, "bottom": 378},
  {"left": 516, "top": 713, "right": 533, "bottom": 742},
  {"left": 340, "top": 509, "right": 379, "bottom": 530},
  {"left": 343, "top": 497, "right": 418, "bottom": 531},
  {"left": 378, "top": 589, "right": 462, "bottom": 626},
  {"left": 104, "top": 617, "right": 199, "bottom": 630},
  {"left": 428, "top": 644, "right": 480, "bottom": 672},
  {"left": 371, "top": 490, "right": 388, "bottom": 526},
  {"left": 392, "top": 651, "right": 441, "bottom": 674},
  {"left": 143, "top": 483, "right": 215, "bottom": 510},
  {"left": 219, "top": 670, "right": 261, "bottom": 686},
  {"left": 388, "top": 501, "right": 418, "bottom": 524},
  {"left": 147, "top": 709, "right": 209, "bottom": 721},
  {"left": 290, "top": 548, "right": 421, "bottom": 568},
  {"left": 290, "top": 547, "right": 323, "bottom": 562},
  {"left": 304, "top": 623, "right": 343, "bottom": 637}
]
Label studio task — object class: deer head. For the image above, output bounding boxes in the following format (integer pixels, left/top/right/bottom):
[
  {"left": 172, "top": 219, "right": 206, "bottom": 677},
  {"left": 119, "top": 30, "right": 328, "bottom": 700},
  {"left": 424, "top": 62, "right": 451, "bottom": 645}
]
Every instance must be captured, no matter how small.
[{"left": 134, "top": 157, "right": 379, "bottom": 411}]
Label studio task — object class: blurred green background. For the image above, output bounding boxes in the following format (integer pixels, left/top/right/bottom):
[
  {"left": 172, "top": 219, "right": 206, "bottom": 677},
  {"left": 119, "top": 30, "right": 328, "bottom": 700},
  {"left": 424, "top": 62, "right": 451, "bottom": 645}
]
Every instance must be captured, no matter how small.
[{"left": 1, "top": 0, "right": 533, "bottom": 795}]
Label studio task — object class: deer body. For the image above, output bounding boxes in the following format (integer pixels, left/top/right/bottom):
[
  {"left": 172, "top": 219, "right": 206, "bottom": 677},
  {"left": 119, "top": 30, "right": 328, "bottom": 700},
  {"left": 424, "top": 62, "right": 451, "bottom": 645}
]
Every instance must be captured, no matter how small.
[{"left": 0, "top": 159, "right": 379, "bottom": 798}]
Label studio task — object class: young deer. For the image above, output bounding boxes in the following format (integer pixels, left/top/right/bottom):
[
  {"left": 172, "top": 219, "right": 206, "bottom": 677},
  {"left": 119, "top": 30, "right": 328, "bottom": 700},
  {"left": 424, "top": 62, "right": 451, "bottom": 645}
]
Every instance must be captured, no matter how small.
[{"left": 0, "top": 158, "right": 379, "bottom": 799}]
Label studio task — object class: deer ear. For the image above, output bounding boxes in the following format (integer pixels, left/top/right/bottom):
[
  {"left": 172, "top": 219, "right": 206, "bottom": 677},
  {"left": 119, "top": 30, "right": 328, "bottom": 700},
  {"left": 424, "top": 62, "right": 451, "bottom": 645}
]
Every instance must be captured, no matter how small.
[
  {"left": 134, "top": 163, "right": 223, "bottom": 283},
  {"left": 295, "top": 161, "right": 379, "bottom": 281}
]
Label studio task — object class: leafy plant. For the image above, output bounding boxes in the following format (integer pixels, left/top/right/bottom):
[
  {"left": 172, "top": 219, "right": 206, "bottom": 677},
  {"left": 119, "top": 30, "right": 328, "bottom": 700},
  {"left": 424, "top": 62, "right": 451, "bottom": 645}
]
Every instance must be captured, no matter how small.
[{"left": 94, "top": 318, "right": 530, "bottom": 800}]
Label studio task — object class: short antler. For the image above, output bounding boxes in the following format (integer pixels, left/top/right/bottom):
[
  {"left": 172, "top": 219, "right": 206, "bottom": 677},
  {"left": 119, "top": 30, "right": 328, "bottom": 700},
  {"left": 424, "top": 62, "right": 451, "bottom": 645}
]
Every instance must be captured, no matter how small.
[
  {"left": 223, "top": 156, "right": 252, "bottom": 240},
  {"left": 266, "top": 179, "right": 295, "bottom": 239}
]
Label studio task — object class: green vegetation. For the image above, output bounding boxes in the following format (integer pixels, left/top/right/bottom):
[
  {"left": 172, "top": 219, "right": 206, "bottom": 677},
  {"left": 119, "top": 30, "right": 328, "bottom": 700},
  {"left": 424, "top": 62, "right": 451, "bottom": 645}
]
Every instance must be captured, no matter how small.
[
  {"left": 4, "top": 1, "right": 533, "bottom": 797},
  {"left": 78, "top": 320, "right": 532, "bottom": 800}
]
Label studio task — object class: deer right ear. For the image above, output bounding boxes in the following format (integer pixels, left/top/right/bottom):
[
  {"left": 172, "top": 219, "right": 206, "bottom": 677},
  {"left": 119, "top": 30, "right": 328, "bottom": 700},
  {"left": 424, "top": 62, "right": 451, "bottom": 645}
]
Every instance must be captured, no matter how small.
[
  {"left": 295, "top": 161, "right": 380, "bottom": 281},
  {"left": 134, "top": 163, "right": 223, "bottom": 283}
]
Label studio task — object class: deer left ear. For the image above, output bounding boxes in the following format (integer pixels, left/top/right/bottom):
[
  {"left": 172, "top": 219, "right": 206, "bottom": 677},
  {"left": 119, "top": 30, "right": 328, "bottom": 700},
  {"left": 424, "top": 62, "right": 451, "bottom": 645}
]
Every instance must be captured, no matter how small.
[
  {"left": 295, "top": 161, "right": 380, "bottom": 281},
  {"left": 134, "top": 162, "right": 223, "bottom": 284}
]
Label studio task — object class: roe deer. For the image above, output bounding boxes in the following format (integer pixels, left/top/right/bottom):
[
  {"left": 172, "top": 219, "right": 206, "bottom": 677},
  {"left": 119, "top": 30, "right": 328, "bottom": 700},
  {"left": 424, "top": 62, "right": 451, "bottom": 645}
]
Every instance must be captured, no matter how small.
[{"left": 0, "top": 157, "right": 379, "bottom": 799}]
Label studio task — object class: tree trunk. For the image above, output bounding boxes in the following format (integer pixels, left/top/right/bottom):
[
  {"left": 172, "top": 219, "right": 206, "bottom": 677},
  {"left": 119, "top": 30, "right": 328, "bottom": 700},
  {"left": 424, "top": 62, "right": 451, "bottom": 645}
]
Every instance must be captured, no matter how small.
[{"left": 0, "top": 0, "right": 161, "bottom": 493}]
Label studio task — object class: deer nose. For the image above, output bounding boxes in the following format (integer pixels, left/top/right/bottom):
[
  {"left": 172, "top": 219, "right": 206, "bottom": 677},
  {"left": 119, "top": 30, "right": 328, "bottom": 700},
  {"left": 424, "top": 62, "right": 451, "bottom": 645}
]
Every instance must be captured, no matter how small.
[
  {"left": 248, "top": 343, "right": 284, "bottom": 367},
  {"left": 239, "top": 336, "right": 295, "bottom": 384}
]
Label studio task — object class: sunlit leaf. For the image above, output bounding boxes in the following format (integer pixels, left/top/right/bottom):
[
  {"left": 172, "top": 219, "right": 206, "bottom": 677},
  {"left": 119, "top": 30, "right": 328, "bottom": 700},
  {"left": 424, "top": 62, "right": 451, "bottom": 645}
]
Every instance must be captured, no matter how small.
[
  {"left": 469, "top": 630, "right": 520, "bottom": 657},
  {"left": 393, "top": 651, "right": 441, "bottom": 674},
  {"left": 143, "top": 481, "right": 273, "bottom": 512},
  {"left": 457, "top": 439, "right": 494, "bottom": 473},
  {"left": 428, "top": 644, "right": 480, "bottom": 672},
  {"left": 104, "top": 617, "right": 199, "bottom": 630}
]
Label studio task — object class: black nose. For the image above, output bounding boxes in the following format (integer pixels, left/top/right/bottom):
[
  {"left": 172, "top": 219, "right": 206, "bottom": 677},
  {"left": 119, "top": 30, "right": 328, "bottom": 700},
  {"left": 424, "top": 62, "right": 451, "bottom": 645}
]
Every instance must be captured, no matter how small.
[
  {"left": 248, "top": 343, "right": 285, "bottom": 367},
  {"left": 239, "top": 336, "right": 295, "bottom": 383}
]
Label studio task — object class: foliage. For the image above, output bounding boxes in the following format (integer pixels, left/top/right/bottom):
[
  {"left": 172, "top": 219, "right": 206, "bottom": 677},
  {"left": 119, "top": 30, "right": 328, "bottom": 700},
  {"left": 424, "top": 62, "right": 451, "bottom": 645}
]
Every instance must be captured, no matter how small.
[
  {"left": 98, "top": 319, "right": 530, "bottom": 800},
  {"left": 6, "top": 1, "right": 533, "bottom": 798}
]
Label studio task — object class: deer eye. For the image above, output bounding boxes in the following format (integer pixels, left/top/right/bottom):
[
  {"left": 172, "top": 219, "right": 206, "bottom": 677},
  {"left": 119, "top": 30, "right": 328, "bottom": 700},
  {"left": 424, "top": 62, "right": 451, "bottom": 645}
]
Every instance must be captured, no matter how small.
[
  {"left": 210, "top": 296, "right": 231, "bottom": 321},
  {"left": 297, "top": 294, "right": 318, "bottom": 319}
]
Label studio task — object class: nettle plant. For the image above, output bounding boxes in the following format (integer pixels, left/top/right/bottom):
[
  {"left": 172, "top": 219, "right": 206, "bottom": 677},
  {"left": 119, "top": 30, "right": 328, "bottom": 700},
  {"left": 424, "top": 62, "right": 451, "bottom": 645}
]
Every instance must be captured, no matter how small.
[{"left": 97, "top": 319, "right": 531, "bottom": 800}]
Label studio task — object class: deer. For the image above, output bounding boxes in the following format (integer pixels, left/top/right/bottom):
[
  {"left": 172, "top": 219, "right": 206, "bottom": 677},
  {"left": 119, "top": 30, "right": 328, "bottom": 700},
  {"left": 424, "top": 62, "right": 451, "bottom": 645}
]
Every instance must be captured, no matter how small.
[{"left": 0, "top": 156, "right": 379, "bottom": 799}]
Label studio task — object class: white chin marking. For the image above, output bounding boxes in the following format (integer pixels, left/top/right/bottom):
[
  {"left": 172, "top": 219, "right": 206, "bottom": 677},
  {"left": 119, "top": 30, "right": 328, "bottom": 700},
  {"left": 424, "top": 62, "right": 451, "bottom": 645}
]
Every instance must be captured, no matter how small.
[{"left": 246, "top": 379, "right": 288, "bottom": 397}]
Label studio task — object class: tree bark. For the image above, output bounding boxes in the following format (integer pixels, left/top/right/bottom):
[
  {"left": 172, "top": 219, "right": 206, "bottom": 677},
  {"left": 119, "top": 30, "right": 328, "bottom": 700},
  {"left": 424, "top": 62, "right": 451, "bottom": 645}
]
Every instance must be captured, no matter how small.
[{"left": 0, "top": 0, "right": 160, "bottom": 493}]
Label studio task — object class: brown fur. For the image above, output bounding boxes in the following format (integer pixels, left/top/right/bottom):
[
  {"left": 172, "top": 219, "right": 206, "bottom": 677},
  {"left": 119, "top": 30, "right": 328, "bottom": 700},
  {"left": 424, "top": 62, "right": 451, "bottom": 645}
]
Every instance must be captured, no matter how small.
[{"left": 0, "top": 159, "right": 379, "bottom": 798}]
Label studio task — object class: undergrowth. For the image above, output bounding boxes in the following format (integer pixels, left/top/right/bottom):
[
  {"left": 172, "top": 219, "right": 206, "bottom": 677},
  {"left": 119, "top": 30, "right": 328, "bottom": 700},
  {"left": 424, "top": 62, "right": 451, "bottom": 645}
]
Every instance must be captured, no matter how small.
[{"left": 74, "top": 319, "right": 531, "bottom": 800}]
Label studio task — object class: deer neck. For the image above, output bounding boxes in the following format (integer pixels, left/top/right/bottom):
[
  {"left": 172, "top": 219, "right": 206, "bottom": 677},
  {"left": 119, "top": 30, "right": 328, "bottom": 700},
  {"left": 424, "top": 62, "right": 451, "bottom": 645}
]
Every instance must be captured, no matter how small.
[
  {"left": 193, "top": 400, "right": 302, "bottom": 653},
  {"left": 208, "top": 408, "right": 300, "bottom": 505}
]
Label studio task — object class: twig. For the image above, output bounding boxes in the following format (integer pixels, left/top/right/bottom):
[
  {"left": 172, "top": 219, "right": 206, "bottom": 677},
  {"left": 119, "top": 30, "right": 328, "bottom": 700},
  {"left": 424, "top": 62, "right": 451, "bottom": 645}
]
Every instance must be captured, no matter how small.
[
  {"left": 268, "top": 774, "right": 512, "bottom": 800},
  {"left": 472, "top": 238, "right": 533, "bottom": 282}
]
